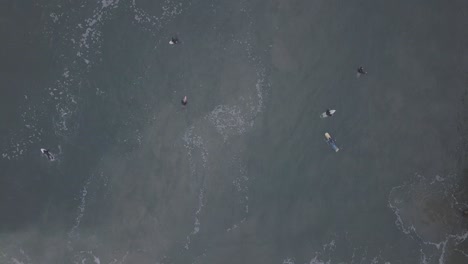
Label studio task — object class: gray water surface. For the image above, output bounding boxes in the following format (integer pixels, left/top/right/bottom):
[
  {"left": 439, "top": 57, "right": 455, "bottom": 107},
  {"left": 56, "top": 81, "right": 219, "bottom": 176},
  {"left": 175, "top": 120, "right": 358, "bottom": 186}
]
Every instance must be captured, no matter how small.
[{"left": 1, "top": 0, "right": 468, "bottom": 263}]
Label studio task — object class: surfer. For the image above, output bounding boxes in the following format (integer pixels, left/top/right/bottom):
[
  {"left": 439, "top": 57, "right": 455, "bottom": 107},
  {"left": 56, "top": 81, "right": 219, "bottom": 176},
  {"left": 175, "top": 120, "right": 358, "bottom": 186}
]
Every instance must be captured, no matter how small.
[
  {"left": 325, "top": 132, "right": 340, "bottom": 152},
  {"left": 325, "top": 109, "right": 334, "bottom": 117},
  {"left": 462, "top": 209, "right": 468, "bottom": 217},
  {"left": 181, "top": 96, "right": 188, "bottom": 106},
  {"left": 169, "top": 37, "right": 179, "bottom": 45},
  {"left": 357, "top": 66, "right": 367, "bottom": 75},
  {"left": 40, "top": 148, "right": 54, "bottom": 161}
]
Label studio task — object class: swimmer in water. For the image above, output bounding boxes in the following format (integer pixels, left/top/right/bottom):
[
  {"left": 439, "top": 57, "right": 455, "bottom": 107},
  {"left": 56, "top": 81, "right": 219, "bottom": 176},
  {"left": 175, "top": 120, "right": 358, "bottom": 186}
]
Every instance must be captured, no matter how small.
[
  {"left": 357, "top": 66, "right": 367, "bottom": 75},
  {"left": 40, "top": 148, "right": 54, "bottom": 161},
  {"left": 169, "top": 37, "right": 179, "bottom": 45},
  {"left": 462, "top": 209, "right": 468, "bottom": 217},
  {"left": 181, "top": 96, "right": 188, "bottom": 106}
]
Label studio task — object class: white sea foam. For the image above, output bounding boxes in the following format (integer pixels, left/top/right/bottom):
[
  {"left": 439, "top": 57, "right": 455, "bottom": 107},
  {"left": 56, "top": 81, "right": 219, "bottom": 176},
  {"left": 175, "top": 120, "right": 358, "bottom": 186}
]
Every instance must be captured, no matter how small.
[
  {"left": 107, "top": 252, "right": 129, "bottom": 264},
  {"left": 282, "top": 258, "right": 295, "bottom": 264},
  {"left": 131, "top": 0, "right": 183, "bottom": 34},
  {"left": 68, "top": 176, "right": 92, "bottom": 239},
  {"left": 205, "top": 75, "right": 265, "bottom": 141},
  {"left": 0, "top": 247, "right": 31, "bottom": 264},
  {"left": 177, "top": 0, "right": 269, "bottom": 254},
  {"left": 185, "top": 184, "right": 206, "bottom": 250},
  {"left": 182, "top": 126, "right": 209, "bottom": 250},
  {"left": 389, "top": 173, "right": 468, "bottom": 263},
  {"left": 49, "top": 0, "right": 121, "bottom": 141},
  {"left": 207, "top": 105, "right": 249, "bottom": 140},
  {"left": 226, "top": 157, "right": 250, "bottom": 233},
  {"left": 50, "top": 13, "right": 60, "bottom": 23},
  {"left": 10, "top": 258, "right": 24, "bottom": 264},
  {"left": 205, "top": 46, "right": 267, "bottom": 141},
  {"left": 283, "top": 237, "right": 394, "bottom": 264},
  {"left": 1, "top": 103, "right": 43, "bottom": 159},
  {"left": 3, "top": 0, "right": 191, "bottom": 159},
  {"left": 73, "top": 251, "right": 102, "bottom": 264},
  {"left": 183, "top": 126, "right": 209, "bottom": 171},
  {"left": 101, "top": 0, "right": 118, "bottom": 9}
]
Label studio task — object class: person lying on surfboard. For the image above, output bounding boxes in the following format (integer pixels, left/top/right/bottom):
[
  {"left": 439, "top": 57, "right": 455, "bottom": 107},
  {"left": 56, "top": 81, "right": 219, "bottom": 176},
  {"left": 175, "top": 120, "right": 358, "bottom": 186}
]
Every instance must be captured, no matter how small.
[
  {"left": 325, "top": 133, "right": 340, "bottom": 152},
  {"left": 325, "top": 109, "right": 334, "bottom": 117},
  {"left": 181, "top": 96, "right": 188, "bottom": 106},
  {"left": 169, "top": 37, "right": 179, "bottom": 45},
  {"left": 40, "top": 148, "right": 54, "bottom": 161}
]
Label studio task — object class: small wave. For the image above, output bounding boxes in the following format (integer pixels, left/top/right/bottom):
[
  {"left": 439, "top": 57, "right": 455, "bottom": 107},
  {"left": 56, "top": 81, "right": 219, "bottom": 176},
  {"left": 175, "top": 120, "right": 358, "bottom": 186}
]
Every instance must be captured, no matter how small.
[
  {"left": 0, "top": 247, "right": 32, "bottom": 264},
  {"left": 185, "top": 188, "right": 205, "bottom": 250},
  {"left": 72, "top": 250, "right": 102, "bottom": 264},
  {"left": 131, "top": 0, "right": 184, "bottom": 35},
  {"left": 182, "top": 126, "right": 209, "bottom": 250},
  {"left": 205, "top": 72, "right": 266, "bottom": 141},
  {"left": 1, "top": 99, "right": 43, "bottom": 160},
  {"left": 183, "top": 126, "right": 209, "bottom": 172},
  {"left": 179, "top": 0, "right": 269, "bottom": 255},
  {"left": 47, "top": 0, "right": 122, "bottom": 141},
  {"left": 281, "top": 235, "right": 393, "bottom": 264},
  {"left": 68, "top": 176, "right": 92, "bottom": 240},
  {"left": 207, "top": 105, "right": 250, "bottom": 140},
  {"left": 205, "top": 41, "right": 268, "bottom": 141},
  {"left": 226, "top": 156, "right": 249, "bottom": 232}
]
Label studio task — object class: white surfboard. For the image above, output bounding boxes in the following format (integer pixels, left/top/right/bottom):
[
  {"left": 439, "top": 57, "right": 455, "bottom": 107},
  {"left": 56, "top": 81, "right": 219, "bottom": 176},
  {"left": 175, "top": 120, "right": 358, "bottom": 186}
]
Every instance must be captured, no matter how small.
[{"left": 320, "top": 109, "right": 336, "bottom": 118}]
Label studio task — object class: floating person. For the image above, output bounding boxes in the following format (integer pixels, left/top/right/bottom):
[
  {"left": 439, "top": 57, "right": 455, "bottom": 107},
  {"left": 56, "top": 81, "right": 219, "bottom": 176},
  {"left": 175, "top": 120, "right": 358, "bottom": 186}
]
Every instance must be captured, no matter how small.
[
  {"left": 40, "top": 148, "right": 55, "bottom": 161},
  {"left": 462, "top": 209, "right": 468, "bottom": 217},
  {"left": 324, "top": 132, "right": 340, "bottom": 152},
  {"left": 181, "top": 96, "right": 188, "bottom": 106},
  {"left": 169, "top": 37, "right": 179, "bottom": 45},
  {"left": 320, "top": 109, "right": 336, "bottom": 118},
  {"left": 357, "top": 66, "right": 367, "bottom": 77}
]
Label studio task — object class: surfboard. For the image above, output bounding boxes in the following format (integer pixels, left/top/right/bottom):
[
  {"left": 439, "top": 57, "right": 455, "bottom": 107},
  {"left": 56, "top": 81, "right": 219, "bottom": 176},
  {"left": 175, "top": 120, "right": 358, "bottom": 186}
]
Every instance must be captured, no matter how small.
[{"left": 320, "top": 110, "right": 336, "bottom": 118}]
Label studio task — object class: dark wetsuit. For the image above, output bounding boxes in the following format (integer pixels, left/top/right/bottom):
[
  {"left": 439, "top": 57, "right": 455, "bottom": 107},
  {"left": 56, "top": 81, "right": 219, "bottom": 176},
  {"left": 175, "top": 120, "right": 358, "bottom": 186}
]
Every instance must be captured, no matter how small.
[
  {"left": 357, "top": 67, "right": 366, "bottom": 74},
  {"left": 326, "top": 109, "right": 332, "bottom": 117},
  {"left": 43, "top": 149, "right": 53, "bottom": 160},
  {"left": 171, "top": 37, "right": 179, "bottom": 44},
  {"left": 181, "top": 99, "right": 187, "bottom": 105}
]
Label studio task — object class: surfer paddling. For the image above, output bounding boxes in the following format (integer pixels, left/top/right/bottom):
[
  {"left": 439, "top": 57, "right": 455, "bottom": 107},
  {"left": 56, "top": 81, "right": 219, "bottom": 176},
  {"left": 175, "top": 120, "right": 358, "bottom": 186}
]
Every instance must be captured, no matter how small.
[
  {"left": 325, "top": 132, "right": 339, "bottom": 152},
  {"left": 320, "top": 109, "right": 336, "bottom": 118},
  {"left": 169, "top": 37, "right": 179, "bottom": 45},
  {"left": 40, "top": 148, "right": 54, "bottom": 161},
  {"left": 181, "top": 96, "right": 188, "bottom": 106},
  {"left": 357, "top": 66, "right": 367, "bottom": 75}
]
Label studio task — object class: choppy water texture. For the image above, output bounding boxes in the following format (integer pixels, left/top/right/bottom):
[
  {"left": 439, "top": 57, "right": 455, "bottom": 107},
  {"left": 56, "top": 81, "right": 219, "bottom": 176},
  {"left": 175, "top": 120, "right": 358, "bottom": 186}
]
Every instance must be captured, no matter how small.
[{"left": 1, "top": 0, "right": 468, "bottom": 263}]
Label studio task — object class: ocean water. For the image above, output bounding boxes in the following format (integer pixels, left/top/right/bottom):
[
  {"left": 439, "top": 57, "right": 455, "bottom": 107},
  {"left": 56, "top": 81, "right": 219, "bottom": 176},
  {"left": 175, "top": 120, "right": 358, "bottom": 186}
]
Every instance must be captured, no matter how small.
[{"left": 1, "top": 0, "right": 468, "bottom": 263}]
